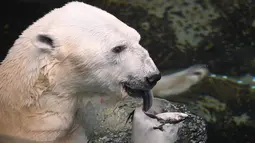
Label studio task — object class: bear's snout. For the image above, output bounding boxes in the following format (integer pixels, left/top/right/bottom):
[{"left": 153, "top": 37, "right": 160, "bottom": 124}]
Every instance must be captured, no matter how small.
[
  {"left": 125, "top": 70, "right": 161, "bottom": 90},
  {"left": 145, "top": 72, "right": 161, "bottom": 87}
]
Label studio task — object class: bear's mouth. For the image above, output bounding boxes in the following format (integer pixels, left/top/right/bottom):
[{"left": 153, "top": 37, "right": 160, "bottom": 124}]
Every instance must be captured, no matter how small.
[{"left": 121, "top": 84, "right": 153, "bottom": 112}]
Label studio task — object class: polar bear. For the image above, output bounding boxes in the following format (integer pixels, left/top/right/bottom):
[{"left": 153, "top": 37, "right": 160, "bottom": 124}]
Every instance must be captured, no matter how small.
[{"left": 0, "top": 1, "right": 161, "bottom": 142}]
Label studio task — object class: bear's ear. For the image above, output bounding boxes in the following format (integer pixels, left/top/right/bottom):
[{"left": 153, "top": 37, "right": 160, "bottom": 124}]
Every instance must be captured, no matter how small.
[{"left": 33, "top": 33, "right": 57, "bottom": 52}]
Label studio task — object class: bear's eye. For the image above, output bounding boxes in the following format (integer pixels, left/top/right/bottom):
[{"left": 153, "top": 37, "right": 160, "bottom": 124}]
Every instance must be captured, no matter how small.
[
  {"left": 37, "top": 34, "right": 54, "bottom": 48},
  {"left": 112, "top": 45, "right": 126, "bottom": 53}
]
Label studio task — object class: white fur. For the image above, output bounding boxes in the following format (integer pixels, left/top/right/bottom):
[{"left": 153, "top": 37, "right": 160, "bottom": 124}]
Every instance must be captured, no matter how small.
[{"left": 0, "top": 1, "right": 159, "bottom": 142}]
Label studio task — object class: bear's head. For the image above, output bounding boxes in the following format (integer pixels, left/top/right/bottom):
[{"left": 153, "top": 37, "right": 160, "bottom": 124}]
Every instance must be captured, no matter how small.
[{"left": 2, "top": 2, "right": 160, "bottom": 110}]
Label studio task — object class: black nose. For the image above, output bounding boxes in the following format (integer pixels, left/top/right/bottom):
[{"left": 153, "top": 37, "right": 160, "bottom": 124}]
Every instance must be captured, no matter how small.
[{"left": 146, "top": 73, "right": 161, "bottom": 86}]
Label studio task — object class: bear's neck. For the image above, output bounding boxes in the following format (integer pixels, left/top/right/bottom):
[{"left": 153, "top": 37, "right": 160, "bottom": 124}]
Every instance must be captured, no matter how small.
[
  {"left": 0, "top": 56, "right": 81, "bottom": 141},
  {"left": 0, "top": 73, "right": 80, "bottom": 141}
]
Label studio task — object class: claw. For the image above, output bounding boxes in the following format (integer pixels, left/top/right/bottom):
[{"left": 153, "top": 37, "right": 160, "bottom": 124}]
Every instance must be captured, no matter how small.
[
  {"left": 125, "top": 110, "right": 135, "bottom": 124},
  {"left": 153, "top": 124, "right": 165, "bottom": 131},
  {"left": 144, "top": 113, "right": 165, "bottom": 122}
]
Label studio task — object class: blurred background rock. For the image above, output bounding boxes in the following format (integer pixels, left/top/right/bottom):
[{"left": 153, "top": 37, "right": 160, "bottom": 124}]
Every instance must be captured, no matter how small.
[{"left": 1, "top": 0, "right": 255, "bottom": 142}]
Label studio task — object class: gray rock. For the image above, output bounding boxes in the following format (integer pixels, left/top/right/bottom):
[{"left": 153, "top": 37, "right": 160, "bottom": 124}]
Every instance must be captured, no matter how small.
[{"left": 83, "top": 97, "right": 207, "bottom": 143}]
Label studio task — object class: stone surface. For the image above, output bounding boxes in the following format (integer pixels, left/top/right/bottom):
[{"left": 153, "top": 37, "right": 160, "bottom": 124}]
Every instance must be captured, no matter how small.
[{"left": 81, "top": 97, "right": 207, "bottom": 143}]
